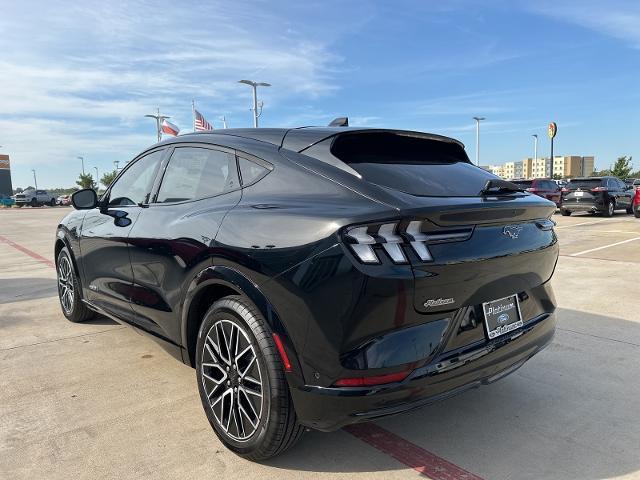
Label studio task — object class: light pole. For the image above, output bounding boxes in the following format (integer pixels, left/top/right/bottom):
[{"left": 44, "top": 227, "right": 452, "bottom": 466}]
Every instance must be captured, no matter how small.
[
  {"left": 31, "top": 169, "right": 38, "bottom": 190},
  {"left": 114, "top": 160, "right": 120, "bottom": 170},
  {"left": 145, "top": 108, "right": 170, "bottom": 142},
  {"left": 532, "top": 134, "right": 538, "bottom": 163},
  {"left": 238, "top": 80, "right": 271, "bottom": 128},
  {"left": 220, "top": 116, "right": 228, "bottom": 129},
  {"left": 93, "top": 167, "right": 99, "bottom": 188},
  {"left": 473, "top": 117, "right": 485, "bottom": 165},
  {"left": 77, "top": 156, "right": 85, "bottom": 175}
]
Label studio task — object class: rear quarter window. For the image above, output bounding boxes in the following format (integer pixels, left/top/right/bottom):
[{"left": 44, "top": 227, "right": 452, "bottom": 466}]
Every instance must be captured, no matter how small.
[{"left": 567, "top": 179, "right": 602, "bottom": 190}]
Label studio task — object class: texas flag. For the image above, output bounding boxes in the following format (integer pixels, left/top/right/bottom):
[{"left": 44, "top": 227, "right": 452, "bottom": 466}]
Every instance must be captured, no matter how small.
[{"left": 161, "top": 119, "right": 180, "bottom": 136}]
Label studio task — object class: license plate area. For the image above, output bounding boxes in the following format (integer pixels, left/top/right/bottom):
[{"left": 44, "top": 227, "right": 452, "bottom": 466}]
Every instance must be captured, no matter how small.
[
  {"left": 482, "top": 294, "right": 523, "bottom": 340},
  {"left": 574, "top": 191, "right": 584, "bottom": 197}
]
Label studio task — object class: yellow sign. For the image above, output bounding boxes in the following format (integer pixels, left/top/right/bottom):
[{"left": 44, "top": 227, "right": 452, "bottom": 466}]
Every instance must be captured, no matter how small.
[{"left": 548, "top": 122, "right": 557, "bottom": 139}]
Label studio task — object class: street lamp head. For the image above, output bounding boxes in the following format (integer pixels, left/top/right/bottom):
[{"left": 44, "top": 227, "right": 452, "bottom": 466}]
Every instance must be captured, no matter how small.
[
  {"left": 238, "top": 79, "right": 255, "bottom": 86},
  {"left": 257, "top": 82, "right": 271, "bottom": 87},
  {"left": 532, "top": 134, "right": 538, "bottom": 138},
  {"left": 473, "top": 116, "right": 486, "bottom": 121}
]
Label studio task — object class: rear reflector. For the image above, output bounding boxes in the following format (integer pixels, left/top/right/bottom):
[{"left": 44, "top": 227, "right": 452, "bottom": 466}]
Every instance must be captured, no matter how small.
[
  {"left": 272, "top": 333, "right": 292, "bottom": 372},
  {"left": 333, "top": 370, "right": 410, "bottom": 387}
]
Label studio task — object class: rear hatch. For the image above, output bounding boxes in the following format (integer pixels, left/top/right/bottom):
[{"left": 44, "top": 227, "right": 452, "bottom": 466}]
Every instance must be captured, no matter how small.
[
  {"left": 299, "top": 130, "right": 558, "bottom": 314},
  {"left": 563, "top": 178, "right": 602, "bottom": 205}
]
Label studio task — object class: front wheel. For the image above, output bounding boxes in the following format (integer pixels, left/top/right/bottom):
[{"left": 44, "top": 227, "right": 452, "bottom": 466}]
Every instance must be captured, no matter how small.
[
  {"left": 560, "top": 209, "right": 572, "bottom": 216},
  {"left": 195, "top": 296, "right": 304, "bottom": 460},
  {"left": 30, "top": 198, "right": 37, "bottom": 207},
  {"left": 50, "top": 198, "right": 56, "bottom": 206},
  {"left": 57, "top": 247, "right": 95, "bottom": 323}
]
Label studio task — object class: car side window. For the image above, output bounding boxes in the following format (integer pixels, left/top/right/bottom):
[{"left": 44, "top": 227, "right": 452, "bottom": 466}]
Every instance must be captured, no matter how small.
[
  {"left": 108, "top": 150, "right": 164, "bottom": 207},
  {"left": 155, "top": 147, "right": 238, "bottom": 203},
  {"left": 239, "top": 157, "right": 270, "bottom": 186}
]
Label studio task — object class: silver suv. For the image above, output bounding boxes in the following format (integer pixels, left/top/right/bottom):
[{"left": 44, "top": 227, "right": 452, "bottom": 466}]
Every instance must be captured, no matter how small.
[{"left": 13, "top": 189, "right": 57, "bottom": 207}]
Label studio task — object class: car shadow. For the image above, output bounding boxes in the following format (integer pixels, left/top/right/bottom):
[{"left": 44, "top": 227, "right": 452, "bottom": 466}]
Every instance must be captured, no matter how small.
[
  {"left": 265, "top": 308, "right": 640, "bottom": 480},
  {"left": 0, "top": 277, "right": 58, "bottom": 304}
]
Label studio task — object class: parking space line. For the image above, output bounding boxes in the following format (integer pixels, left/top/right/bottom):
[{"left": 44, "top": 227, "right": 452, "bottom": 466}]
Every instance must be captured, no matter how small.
[
  {"left": 0, "top": 235, "right": 55, "bottom": 268},
  {"left": 345, "top": 423, "right": 484, "bottom": 480},
  {"left": 570, "top": 237, "right": 640, "bottom": 257},
  {"left": 555, "top": 219, "right": 608, "bottom": 229}
]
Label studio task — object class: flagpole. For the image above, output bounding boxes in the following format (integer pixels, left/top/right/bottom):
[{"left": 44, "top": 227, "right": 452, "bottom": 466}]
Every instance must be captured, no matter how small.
[{"left": 192, "top": 99, "right": 196, "bottom": 132}]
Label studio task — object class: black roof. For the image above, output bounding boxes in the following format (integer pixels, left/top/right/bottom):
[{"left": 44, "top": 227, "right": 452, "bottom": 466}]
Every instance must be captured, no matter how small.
[{"left": 161, "top": 127, "right": 465, "bottom": 153}]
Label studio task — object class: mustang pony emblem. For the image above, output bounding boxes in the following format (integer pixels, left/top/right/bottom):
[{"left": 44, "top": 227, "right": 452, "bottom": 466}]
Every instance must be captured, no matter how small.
[{"left": 503, "top": 225, "right": 523, "bottom": 239}]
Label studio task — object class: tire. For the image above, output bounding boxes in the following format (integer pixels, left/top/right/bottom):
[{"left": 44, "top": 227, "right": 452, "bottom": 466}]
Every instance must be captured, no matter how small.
[
  {"left": 30, "top": 198, "right": 37, "bottom": 207},
  {"left": 50, "top": 198, "right": 56, "bottom": 206},
  {"left": 604, "top": 200, "right": 615, "bottom": 217},
  {"left": 56, "top": 247, "right": 95, "bottom": 323},
  {"left": 635, "top": 205, "right": 640, "bottom": 219},
  {"left": 195, "top": 295, "right": 304, "bottom": 460},
  {"left": 560, "top": 209, "right": 571, "bottom": 216}
]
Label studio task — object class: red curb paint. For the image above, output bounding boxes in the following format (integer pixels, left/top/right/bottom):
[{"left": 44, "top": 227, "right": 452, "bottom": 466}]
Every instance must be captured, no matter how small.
[
  {"left": 0, "top": 235, "right": 55, "bottom": 269},
  {"left": 345, "top": 423, "right": 484, "bottom": 480}
]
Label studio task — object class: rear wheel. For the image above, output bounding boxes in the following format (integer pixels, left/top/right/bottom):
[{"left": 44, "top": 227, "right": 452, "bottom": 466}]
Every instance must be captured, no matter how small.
[
  {"left": 560, "top": 209, "right": 571, "bottom": 216},
  {"left": 56, "top": 247, "right": 95, "bottom": 323},
  {"left": 195, "top": 296, "right": 304, "bottom": 460},
  {"left": 635, "top": 205, "right": 640, "bottom": 218},
  {"left": 604, "top": 200, "right": 615, "bottom": 217}
]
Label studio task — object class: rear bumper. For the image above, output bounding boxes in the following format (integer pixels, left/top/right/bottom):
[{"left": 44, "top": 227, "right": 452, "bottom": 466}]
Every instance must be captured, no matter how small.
[
  {"left": 562, "top": 202, "right": 601, "bottom": 212},
  {"left": 291, "top": 312, "right": 555, "bottom": 431}
]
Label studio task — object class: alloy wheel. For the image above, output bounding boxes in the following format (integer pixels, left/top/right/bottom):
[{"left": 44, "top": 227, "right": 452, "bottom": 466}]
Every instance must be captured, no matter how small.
[
  {"left": 201, "top": 319, "right": 264, "bottom": 442},
  {"left": 608, "top": 201, "right": 614, "bottom": 216},
  {"left": 57, "top": 256, "right": 74, "bottom": 314}
]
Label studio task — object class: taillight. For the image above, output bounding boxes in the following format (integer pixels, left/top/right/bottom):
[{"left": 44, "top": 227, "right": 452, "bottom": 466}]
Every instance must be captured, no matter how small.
[
  {"left": 333, "top": 370, "right": 410, "bottom": 387},
  {"left": 591, "top": 187, "right": 608, "bottom": 192},
  {"left": 526, "top": 187, "right": 538, "bottom": 192},
  {"left": 561, "top": 188, "right": 569, "bottom": 193},
  {"left": 344, "top": 221, "right": 473, "bottom": 264}
]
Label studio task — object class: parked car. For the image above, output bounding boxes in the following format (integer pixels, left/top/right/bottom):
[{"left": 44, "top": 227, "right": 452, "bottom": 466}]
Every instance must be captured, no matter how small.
[
  {"left": 55, "top": 126, "right": 558, "bottom": 460},
  {"left": 633, "top": 188, "right": 640, "bottom": 218},
  {"left": 510, "top": 178, "right": 561, "bottom": 207},
  {"left": 13, "top": 189, "right": 57, "bottom": 207},
  {"left": 560, "top": 176, "right": 634, "bottom": 216},
  {"left": 57, "top": 195, "right": 72, "bottom": 206},
  {"left": 0, "top": 193, "right": 15, "bottom": 207}
]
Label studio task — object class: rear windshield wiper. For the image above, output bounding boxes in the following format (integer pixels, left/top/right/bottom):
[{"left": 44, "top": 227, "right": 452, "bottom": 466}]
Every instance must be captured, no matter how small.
[{"left": 479, "top": 179, "right": 526, "bottom": 196}]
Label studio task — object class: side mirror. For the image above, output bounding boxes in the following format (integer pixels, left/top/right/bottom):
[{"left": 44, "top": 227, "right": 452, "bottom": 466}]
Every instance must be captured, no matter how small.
[{"left": 71, "top": 189, "right": 98, "bottom": 210}]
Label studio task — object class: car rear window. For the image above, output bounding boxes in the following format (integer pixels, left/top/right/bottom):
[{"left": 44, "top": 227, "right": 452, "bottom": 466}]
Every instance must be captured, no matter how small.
[
  {"left": 328, "top": 132, "right": 496, "bottom": 197},
  {"left": 566, "top": 179, "right": 602, "bottom": 190},
  {"left": 511, "top": 180, "right": 533, "bottom": 188}
]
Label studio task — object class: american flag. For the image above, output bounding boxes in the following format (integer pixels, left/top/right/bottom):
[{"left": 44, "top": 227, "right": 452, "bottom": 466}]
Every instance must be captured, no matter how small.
[{"left": 194, "top": 109, "right": 213, "bottom": 131}]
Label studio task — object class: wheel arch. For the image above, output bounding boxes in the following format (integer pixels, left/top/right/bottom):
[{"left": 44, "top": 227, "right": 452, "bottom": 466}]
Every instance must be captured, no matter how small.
[{"left": 182, "top": 266, "right": 302, "bottom": 380}]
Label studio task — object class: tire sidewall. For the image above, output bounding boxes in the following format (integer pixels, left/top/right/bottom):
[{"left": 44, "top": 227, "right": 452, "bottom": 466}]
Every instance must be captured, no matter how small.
[{"left": 195, "top": 298, "right": 279, "bottom": 455}]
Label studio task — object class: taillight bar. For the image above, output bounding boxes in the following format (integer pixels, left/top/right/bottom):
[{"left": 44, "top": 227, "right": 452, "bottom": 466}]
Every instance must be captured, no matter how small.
[{"left": 344, "top": 221, "right": 473, "bottom": 264}]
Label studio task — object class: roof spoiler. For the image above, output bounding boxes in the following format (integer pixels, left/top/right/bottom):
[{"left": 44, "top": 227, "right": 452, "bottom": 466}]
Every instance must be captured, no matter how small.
[{"left": 328, "top": 117, "right": 349, "bottom": 127}]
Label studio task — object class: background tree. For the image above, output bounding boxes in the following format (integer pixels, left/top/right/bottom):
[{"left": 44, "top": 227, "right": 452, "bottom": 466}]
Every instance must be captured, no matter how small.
[
  {"left": 100, "top": 170, "right": 118, "bottom": 188},
  {"left": 76, "top": 173, "right": 96, "bottom": 190},
  {"left": 592, "top": 168, "right": 611, "bottom": 177},
  {"left": 610, "top": 156, "right": 633, "bottom": 179}
]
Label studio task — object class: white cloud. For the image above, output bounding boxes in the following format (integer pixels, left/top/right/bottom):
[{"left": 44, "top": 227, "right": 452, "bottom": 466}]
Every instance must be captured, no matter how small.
[
  {"left": 526, "top": 1, "right": 640, "bottom": 48},
  {"left": 0, "top": 1, "right": 343, "bottom": 186}
]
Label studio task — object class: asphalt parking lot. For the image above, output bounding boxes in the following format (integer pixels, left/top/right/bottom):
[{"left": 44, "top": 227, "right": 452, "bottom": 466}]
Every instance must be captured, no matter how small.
[{"left": 1, "top": 207, "right": 639, "bottom": 480}]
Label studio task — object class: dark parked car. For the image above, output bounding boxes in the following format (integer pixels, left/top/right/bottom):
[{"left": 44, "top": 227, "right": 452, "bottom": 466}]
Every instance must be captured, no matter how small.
[
  {"left": 510, "top": 178, "right": 561, "bottom": 207},
  {"left": 560, "top": 176, "right": 634, "bottom": 216},
  {"left": 55, "top": 127, "right": 558, "bottom": 460}
]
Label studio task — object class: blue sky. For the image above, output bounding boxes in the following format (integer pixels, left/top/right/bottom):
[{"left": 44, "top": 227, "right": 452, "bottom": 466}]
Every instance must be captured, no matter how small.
[{"left": 1, "top": 0, "right": 639, "bottom": 188}]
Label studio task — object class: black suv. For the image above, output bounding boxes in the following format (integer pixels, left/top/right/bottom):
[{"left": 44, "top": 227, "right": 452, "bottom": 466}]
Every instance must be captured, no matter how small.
[
  {"left": 55, "top": 127, "right": 558, "bottom": 460},
  {"left": 560, "top": 176, "right": 634, "bottom": 216}
]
